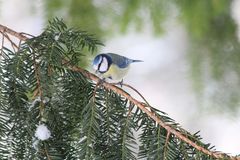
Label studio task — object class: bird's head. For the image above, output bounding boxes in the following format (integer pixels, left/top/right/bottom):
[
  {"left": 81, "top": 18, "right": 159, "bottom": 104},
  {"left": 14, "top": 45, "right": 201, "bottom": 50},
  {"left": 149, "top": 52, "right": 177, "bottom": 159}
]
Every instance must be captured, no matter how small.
[{"left": 92, "top": 54, "right": 112, "bottom": 73}]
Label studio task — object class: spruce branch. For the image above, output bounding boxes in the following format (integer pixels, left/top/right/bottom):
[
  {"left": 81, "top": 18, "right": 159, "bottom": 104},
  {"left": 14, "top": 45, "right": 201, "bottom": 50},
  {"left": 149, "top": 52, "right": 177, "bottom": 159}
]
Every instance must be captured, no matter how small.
[
  {"left": 0, "top": 22, "right": 239, "bottom": 160},
  {"left": 1, "top": 23, "right": 58, "bottom": 159},
  {"left": 66, "top": 62, "right": 237, "bottom": 160}
]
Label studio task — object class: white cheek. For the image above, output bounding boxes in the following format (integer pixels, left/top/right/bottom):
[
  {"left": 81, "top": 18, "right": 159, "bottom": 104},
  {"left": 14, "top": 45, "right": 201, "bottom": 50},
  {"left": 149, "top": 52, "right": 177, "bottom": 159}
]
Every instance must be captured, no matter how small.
[{"left": 99, "top": 57, "right": 108, "bottom": 72}]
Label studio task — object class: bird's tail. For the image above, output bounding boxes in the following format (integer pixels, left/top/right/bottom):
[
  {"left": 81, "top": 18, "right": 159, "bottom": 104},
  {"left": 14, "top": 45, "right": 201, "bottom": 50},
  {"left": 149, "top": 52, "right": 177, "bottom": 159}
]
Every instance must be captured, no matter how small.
[{"left": 131, "top": 59, "right": 143, "bottom": 63}]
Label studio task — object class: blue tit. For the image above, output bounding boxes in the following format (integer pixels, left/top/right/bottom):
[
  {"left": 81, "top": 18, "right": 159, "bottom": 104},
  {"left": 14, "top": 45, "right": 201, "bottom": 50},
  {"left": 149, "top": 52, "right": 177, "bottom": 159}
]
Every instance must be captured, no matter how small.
[{"left": 92, "top": 53, "right": 143, "bottom": 81}]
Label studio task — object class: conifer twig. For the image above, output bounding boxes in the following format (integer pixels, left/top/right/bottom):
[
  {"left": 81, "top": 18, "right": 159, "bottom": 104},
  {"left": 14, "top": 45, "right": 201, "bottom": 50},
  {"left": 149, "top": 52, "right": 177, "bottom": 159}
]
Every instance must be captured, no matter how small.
[
  {"left": 0, "top": 31, "right": 18, "bottom": 52},
  {"left": 163, "top": 131, "right": 171, "bottom": 159},
  {"left": 44, "top": 143, "right": 52, "bottom": 160},
  {"left": 0, "top": 32, "right": 4, "bottom": 57},
  {"left": 0, "top": 23, "right": 239, "bottom": 160},
  {"left": 0, "top": 24, "right": 28, "bottom": 41},
  {"left": 112, "top": 83, "right": 151, "bottom": 107},
  {"left": 32, "top": 51, "right": 45, "bottom": 117}
]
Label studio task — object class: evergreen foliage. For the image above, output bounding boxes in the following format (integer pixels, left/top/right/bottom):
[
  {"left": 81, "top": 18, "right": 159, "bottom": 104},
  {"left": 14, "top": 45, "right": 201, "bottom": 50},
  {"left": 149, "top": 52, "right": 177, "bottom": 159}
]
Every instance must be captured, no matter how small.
[{"left": 0, "top": 19, "right": 233, "bottom": 159}]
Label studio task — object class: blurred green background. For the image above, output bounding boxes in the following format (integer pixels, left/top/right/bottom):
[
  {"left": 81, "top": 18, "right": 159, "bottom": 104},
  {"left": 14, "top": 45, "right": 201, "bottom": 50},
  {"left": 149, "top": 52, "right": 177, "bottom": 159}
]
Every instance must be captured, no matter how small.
[{"left": 1, "top": 0, "right": 240, "bottom": 155}]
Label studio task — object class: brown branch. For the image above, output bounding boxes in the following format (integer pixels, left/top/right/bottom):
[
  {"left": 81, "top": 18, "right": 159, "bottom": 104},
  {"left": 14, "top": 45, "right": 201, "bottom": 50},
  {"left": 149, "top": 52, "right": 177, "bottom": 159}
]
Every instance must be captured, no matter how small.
[
  {"left": 66, "top": 64, "right": 239, "bottom": 160},
  {"left": 0, "top": 31, "right": 19, "bottom": 52},
  {"left": 1, "top": 23, "right": 239, "bottom": 160},
  {"left": 44, "top": 142, "right": 52, "bottom": 160},
  {"left": 17, "top": 39, "right": 22, "bottom": 51},
  {"left": 0, "top": 24, "right": 28, "bottom": 41},
  {"left": 19, "top": 32, "right": 35, "bottom": 38},
  {"left": 0, "top": 32, "right": 4, "bottom": 57},
  {"left": 32, "top": 51, "right": 45, "bottom": 117}
]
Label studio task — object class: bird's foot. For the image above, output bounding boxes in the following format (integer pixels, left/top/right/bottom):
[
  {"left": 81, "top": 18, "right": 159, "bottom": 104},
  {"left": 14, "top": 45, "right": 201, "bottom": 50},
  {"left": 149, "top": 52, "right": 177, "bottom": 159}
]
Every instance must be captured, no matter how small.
[
  {"left": 117, "top": 79, "right": 124, "bottom": 87},
  {"left": 97, "top": 78, "right": 106, "bottom": 86}
]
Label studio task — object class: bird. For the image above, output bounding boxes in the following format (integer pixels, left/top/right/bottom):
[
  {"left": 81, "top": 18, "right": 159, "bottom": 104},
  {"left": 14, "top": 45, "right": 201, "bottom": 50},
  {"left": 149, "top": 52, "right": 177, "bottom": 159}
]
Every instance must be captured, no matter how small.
[{"left": 92, "top": 53, "right": 143, "bottom": 82}]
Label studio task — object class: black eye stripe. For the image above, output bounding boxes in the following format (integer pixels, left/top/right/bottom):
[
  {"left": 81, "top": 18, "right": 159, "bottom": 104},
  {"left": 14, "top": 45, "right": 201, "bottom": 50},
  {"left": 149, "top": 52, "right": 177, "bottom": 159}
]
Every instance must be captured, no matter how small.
[{"left": 97, "top": 56, "right": 104, "bottom": 70}]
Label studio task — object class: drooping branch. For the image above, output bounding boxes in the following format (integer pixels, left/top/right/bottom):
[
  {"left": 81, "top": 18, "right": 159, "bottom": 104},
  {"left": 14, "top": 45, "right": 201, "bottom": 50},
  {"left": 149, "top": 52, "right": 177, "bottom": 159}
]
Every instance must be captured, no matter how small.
[
  {"left": 0, "top": 24, "right": 28, "bottom": 41},
  {"left": 66, "top": 61, "right": 237, "bottom": 160},
  {"left": 0, "top": 23, "right": 239, "bottom": 160}
]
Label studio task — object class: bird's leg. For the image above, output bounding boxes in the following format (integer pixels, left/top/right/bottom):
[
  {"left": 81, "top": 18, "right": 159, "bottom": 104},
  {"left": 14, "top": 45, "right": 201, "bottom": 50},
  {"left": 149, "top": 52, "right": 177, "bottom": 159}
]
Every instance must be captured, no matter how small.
[
  {"left": 117, "top": 79, "right": 124, "bottom": 87},
  {"left": 98, "top": 78, "right": 106, "bottom": 85}
]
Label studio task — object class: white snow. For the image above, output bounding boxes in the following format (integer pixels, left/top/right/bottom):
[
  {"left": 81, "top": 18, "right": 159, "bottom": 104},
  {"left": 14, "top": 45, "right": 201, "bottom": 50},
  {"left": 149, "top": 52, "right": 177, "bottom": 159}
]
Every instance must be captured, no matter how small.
[
  {"left": 28, "top": 96, "right": 41, "bottom": 111},
  {"left": 35, "top": 124, "right": 51, "bottom": 141},
  {"left": 28, "top": 96, "right": 50, "bottom": 111},
  {"left": 54, "top": 33, "right": 60, "bottom": 41},
  {"left": 32, "top": 139, "right": 39, "bottom": 151}
]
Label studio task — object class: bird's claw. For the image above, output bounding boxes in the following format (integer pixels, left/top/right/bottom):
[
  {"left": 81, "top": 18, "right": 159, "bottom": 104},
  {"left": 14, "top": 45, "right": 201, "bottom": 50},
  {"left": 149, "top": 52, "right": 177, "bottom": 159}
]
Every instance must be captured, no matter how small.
[
  {"left": 97, "top": 78, "right": 106, "bottom": 86},
  {"left": 117, "top": 79, "right": 124, "bottom": 87}
]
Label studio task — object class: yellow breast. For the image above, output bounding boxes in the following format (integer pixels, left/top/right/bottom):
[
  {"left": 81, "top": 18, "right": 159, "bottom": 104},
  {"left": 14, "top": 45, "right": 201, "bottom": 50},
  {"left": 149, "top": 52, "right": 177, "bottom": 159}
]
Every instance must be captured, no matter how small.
[{"left": 102, "top": 64, "right": 130, "bottom": 80}]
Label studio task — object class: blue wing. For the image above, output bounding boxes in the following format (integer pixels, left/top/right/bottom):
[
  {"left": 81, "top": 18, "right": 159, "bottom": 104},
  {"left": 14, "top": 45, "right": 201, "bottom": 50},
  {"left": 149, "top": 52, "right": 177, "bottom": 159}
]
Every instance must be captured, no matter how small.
[
  {"left": 117, "top": 58, "right": 132, "bottom": 68},
  {"left": 106, "top": 53, "right": 142, "bottom": 68}
]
